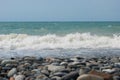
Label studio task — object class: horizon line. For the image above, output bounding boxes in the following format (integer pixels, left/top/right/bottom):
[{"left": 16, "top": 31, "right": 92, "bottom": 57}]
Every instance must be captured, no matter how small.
[{"left": 0, "top": 21, "right": 120, "bottom": 22}]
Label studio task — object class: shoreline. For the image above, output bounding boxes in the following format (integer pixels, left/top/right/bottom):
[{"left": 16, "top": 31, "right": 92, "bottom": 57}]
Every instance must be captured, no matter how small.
[{"left": 1, "top": 48, "right": 120, "bottom": 59}]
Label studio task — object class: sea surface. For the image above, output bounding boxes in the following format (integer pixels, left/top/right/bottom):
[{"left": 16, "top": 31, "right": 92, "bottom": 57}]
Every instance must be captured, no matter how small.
[{"left": 0, "top": 22, "right": 120, "bottom": 58}]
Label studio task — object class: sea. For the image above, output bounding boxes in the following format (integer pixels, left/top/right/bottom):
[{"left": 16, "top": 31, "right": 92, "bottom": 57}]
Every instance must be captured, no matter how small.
[{"left": 0, "top": 22, "right": 120, "bottom": 58}]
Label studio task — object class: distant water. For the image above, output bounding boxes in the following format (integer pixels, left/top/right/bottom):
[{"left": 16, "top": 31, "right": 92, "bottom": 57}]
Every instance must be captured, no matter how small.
[{"left": 0, "top": 22, "right": 120, "bottom": 58}]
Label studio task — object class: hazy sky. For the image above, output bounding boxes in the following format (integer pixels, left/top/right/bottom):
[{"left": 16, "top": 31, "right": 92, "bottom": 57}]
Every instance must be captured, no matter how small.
[{"left": 0, "top": 0, "right": 120, "bottom": 21}]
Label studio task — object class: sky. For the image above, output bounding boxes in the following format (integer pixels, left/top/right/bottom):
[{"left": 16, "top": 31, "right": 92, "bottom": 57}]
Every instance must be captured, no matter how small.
[{"left": 0, "top": 0, "right": 120, "bottom": 21}]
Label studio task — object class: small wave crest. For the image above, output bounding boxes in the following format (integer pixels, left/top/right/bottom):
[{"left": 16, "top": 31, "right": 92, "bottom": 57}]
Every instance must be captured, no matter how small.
[{"left": 0, "top": 33, "right": 120, "bottom": 50}]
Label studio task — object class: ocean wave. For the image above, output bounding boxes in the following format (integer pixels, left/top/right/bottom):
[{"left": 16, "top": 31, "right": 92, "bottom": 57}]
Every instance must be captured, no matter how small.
[{"left": 0, "top": 33, "right": 120, "bottom": 50}]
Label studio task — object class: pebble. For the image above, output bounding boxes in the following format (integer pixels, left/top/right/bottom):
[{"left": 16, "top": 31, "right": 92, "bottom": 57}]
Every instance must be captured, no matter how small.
[
  {"left": 52, "top": 72, "right": 67, "bottom": 77},
  {"left": 113, "top": 76, "right": 120, "bottom": 80},
  {"left": 23, "top": 56, "right": 36, "bottom": 61},
  {"left": 79, "top": 67, "right": 90, "bottom": 75},
  {"left": 41, "top": 69, "right": 50, "bottom": 76},
  {"left": 47, "top": 65, "right": 65, "bottom": 72},
  {"left": 114, "top": 63, "right": 120, "bottom": 67},
  {"left": 35, "top": 74, "right": 49, "bottom": 80},
  {"left": 61, "top": 71, "right": 79, "bottom": 80},
  {"left": 77, "top": 74, "right": 104, "bottom": 80},
  {"left": 1, "top": 60, "right": 17, "bottom": 66},
  {"left": 7, "top": 68, "right": 17, "bottom": 77},
  {"left": 60, "top": 62, "right": 68, "bottom": 66},
  {"left": 102, "top": 68, "right": 117, "bottom": 74},
  {"left": 14, "top": 75, "right": 25, "bottom": 80}
]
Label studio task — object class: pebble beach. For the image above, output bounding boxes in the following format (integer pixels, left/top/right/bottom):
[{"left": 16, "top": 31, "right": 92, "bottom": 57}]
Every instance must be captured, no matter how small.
[
  {"left": 0, "top": 56, "right": 120, "bottom": 80},
  {"left": 0, "top": 22, "right": 120, "bottom": 80}
]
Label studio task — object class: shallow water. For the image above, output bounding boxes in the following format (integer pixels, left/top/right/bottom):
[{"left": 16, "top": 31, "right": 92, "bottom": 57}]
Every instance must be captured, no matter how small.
[{"left": 0, "top": 22, "right": 120, "bottom": 58}]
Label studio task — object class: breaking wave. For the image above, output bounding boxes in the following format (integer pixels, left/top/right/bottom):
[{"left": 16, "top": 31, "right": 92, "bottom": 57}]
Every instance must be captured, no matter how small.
[{"left": 0, "top": 33, "right": 120, "bottom": 50}]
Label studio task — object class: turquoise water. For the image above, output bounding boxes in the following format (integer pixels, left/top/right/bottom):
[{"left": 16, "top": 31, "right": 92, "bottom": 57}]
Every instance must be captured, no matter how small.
[
  {"left": 0, "top": 22, "right": 120, "bottom": 58},
  {"left": 0, "top": 22, "right": 120, "bottom": 36}
]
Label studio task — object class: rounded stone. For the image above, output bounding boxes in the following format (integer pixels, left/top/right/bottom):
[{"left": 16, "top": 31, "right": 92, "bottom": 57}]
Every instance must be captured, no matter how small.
[
  {"left": 14, "top": 75, "right": 25, "bottom": 80},
  {"left": 7, "top": 68, "right": 17, "bottom": 77},
  {"left": 79, "top": 67, "right": 90, "bottom": 75},
  {"left": 51, "top": 76, "right": 61, "bottom": 80},
  {"left": 61, "top": 71, "right": 79, "bottom": 80},
  {"left": 35, "top": 74, "right": 49, "bottom": 80},
  {"left": 41, "top": 70, "right": 49, "bottom": 76},
  {"left": 113, "top": 76, "right": 120, "bottom": 80},
  {"left": 23, "top": 56, "right": 36, "bottom": 61},
  {"left": 47, "top": 65, "right": 65, "bottom": 72},
  {"left": 102, "top": 69, "right": 116, "bottom": 74},
  {"left": 53, "top": 72, "right": 67, "bottom": 77},
  {"left": 1, "top": 60, "right": 17, "bottom": 66},
  {"left": 60, "top": 62, "right": 68, "bottom": 66},
  {"left": 77, "top": 74, "right": 104, "bottom": 80}
]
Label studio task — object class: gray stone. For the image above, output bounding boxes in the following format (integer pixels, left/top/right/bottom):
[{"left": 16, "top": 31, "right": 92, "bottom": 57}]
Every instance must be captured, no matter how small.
[
  {"left": 25, "top": 77, "right": 34, "bottom": 80},
  {"left": 7, "top": 68, "right": 17, "bottom": 77},
  {"left": 47, "top": 65, "right": 65, "bottom": 72},
  {"left": 79, "top": 67, "right": 90, "bottom": 75},
  {"left": 31, "top": 69, "right": 41, "bottom": 74},
  {"left": 1, "top": 60, "right": 17, "bottom": 66},
  {"left": 14, "top": 75, "right": 25, "bottom": 80},
  {"left": 61, "top": 71, "right": 79, "bottom": 80},
  {"left": 86, "top": 62, "right": 98, "bottom": 68},
  {"left": 111, "top": 58, "right": 119, "bottom": 62},
  {"left": 2, "top": 66, "right": 11, "bottom": 70},
  {"left": 36, "top": 57, "right": 43, "bottom": 61},
  {"left": 5, "top": 63, "right": 17, "bottom": 67},
  {"left": 23, "top": 56, "right": 36, "bottom": 61},
  {"left": 114, "top": 63, "right": 120, "bottom": 67},
  {"left": 51, "top": 62, "right": 60, "bottom": 66},
  {"left": 35, "top": 74, "right": 50, "bottom": 80},
  {"left": 102, "top": 69, "right": 117, "bottom": 74},
  {"left": 53, "top": 72, "right": 67, "bottom": 77},
  {"left": 24, "top": 63, "right": 31, "bottom": 67},
  {"left": 51, "top": 76, "right": 61, "bottom": 80},
  {"left": 0, "top": 78, "right": 8, "bottom": 80},
  {"left": 113, "top": 76, "right": 120, "bottom": 80},
  {"left": 59, "top": 69, "right": 70, "bottom": 73},
  {"left": 60, "top": 62, "right": 68, "bottom": 66},
  {"left": 41, "top": 70, "right": 49, "bottom": 76},
  {"left": 70, "top": 58, "right": 79, "bottom": 61},
  {"left": 17, "top": 64, "right": 26, "bottom": 71}
]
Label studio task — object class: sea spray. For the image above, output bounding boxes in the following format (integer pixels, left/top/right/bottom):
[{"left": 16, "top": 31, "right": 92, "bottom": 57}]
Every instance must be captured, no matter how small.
[{"left": 0, "top": 33, "right": 120, "bottom": 50}]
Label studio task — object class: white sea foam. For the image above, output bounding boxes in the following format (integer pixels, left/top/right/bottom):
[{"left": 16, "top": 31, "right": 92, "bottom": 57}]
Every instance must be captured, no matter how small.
[{"left": 0, "top": 33, "right": 120, "bottom": 50}]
